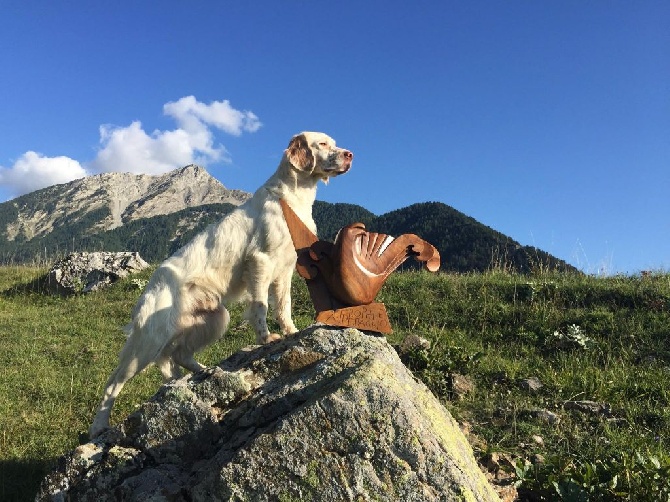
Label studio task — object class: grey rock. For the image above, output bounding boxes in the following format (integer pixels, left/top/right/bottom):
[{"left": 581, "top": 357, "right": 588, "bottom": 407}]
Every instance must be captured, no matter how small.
[
  {"left": 531, "top": 434, "right": 544, "bottom": 446},
  {"left": 530, "top": 409, "right": 561, "bottom": 425},
  {"left": 46, "top": 251, "right": 149, "bottom": 294},
  {"left": 37, "top": 326, "right": 500, "bottom": 501},
  {"left": 518, "top": 376, "right": 543, "bottom": 393},
  {"left": 564, "top": 400, "right": 612, "bottom": 417},
  {"left": 530, "top": 453, "right": 545, "bottom": 465},
  {"left": 450, "top": 372, "right": 475, "bottom": 399},
  {"left": 399, "top": 334, "right": 431, "bottom": 354}
]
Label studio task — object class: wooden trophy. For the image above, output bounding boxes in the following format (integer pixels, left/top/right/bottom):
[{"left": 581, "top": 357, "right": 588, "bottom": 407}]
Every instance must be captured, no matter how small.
[{"left": 280, "top": 199, "right": 440, "bottom": 334}]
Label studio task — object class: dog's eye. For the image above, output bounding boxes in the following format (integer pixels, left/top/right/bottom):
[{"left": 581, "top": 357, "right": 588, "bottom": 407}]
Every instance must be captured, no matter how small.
[{"left": 319, "top": 142, "right": 328, "bottom": 147}]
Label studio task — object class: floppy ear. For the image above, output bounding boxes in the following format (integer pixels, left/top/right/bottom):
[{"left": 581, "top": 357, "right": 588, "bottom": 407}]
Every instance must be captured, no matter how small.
[{"left": 286, "top": 133, "right": 315, "bottom": 172}]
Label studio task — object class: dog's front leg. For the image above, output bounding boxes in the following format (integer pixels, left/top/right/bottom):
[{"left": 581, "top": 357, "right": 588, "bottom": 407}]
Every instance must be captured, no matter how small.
[
  {"left": 271, "top": 267, "right": 298, "bottom": 336},
  {"left": 248, "top": 301, "right": 281, "bottom": 343},
  {"left": 246, "top": 254, "right": 281, "bottom": 344}
]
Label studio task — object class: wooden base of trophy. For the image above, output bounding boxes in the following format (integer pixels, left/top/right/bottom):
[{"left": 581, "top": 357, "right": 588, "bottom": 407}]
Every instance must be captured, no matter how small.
[{"left": 316, "top": 303, "right": 392, "bottom": 334}]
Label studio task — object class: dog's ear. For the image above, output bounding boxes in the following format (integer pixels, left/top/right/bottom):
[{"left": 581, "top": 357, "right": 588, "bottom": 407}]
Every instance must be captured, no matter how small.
[{"left": 286, "top": 133, "right": 315, "bottom": 172}]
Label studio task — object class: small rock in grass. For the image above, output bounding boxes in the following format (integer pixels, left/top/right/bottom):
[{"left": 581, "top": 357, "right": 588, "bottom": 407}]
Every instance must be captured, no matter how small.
[
  {"left": 450, "top": 373, "right": 475, "bottom": 399},
  {"left": 530, "top": 453, "right": 545, "bottom": 465},
  {"left": 531, "top": 409, "right": 560, "bottom": 425},
  {"left": 481, "top": 452, "right": 515, "bottom": 472},
  {"left": 399, "top": 334, "right": 431, "bottom": 354},
  {"left": 564, "top": 400, "right": 611, "bottom": 417},
  {"left": 518, "top": 377, "right": 543, "bottom": 393}
]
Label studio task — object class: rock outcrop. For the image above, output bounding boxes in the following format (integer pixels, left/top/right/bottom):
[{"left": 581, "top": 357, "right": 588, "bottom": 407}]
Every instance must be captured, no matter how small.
[
  {"left": 38, "top": 326, "right": 499, "bottom": 501},
  {"left": 46, "top": 251, "right": 149, "bottom": 294}
]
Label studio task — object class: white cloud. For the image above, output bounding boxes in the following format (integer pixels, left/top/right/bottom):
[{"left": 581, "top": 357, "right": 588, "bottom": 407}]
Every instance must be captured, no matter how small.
[
  {"left": 0, "top": 151, "right": 87, "bottom": 198},
  {"left": 163, "top": 95, "right": 262, "bottom": 136},
  {"left": 88, "top": 121, "right": 193, "bottom": 175},
  {"left": 0, "top": 97, "right": 261, "bottom": 198},
  {"left": 90, "top": 96, "right": 262, "bottom": 174}
]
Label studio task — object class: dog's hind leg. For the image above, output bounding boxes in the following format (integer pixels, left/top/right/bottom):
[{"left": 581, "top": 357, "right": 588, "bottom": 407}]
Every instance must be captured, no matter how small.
[
  {"left": 171, "top": 304, "right": 231, "bottom": 373},
  {"left": 89, "top": 337, "right": 160, "bottom": 439},
  {"left": 157, "top": 357, "right": 182, "bottom": 381}
]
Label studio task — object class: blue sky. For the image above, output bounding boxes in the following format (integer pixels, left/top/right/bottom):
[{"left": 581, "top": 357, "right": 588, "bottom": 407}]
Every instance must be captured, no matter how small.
[{"left": 1, "top": 1, "right": 668, "bottom": 274}]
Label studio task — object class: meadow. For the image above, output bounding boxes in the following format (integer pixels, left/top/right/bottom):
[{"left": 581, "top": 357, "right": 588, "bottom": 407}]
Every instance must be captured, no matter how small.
[{"left": 0, "top": 265, "right": 668, "bottom": 500}]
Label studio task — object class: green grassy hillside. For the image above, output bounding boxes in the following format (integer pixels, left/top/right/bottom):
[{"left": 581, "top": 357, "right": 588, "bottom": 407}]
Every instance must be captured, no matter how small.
[{"left": 0, "top": 267, "right": 668, "bottom": 500}]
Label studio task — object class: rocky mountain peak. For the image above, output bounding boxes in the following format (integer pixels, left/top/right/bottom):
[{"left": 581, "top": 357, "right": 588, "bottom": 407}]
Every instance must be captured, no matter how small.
[
  {"left": 118, "top": 164, "right": 249, "bottom": 226},
  {"left": 2, "top": 165, "right": 251, "bottom": 242}
]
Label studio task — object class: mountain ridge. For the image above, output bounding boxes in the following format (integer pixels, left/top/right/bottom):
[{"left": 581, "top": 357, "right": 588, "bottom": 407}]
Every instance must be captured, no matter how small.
[
  {"left": 2, "top": 165, "right": 249, "bottom": 242},
  {"left": 0, "top": 165, "right": 577, "bottom": 273}
]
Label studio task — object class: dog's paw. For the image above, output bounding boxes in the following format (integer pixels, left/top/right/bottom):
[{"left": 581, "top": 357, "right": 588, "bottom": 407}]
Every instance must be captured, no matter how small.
[
  {"left": 263, "top": 333, "right": 282, "bottom": 344},
  {"left": 88, "top": 426, "right": 105, "bottom": 440},
  {"left": 87, "top": 426, "right": 123, "bottom": 444}
]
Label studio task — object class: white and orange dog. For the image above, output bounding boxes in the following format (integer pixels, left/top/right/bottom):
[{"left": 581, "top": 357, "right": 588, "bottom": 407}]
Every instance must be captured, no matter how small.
[{"left": 90, "top": 132, "right": 352, "bottom": 438}]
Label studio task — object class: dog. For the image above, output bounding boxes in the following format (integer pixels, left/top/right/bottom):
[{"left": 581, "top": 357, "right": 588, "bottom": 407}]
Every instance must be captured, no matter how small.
[{"left": 89, "top": 131, "right": 353, "bottom": 438}]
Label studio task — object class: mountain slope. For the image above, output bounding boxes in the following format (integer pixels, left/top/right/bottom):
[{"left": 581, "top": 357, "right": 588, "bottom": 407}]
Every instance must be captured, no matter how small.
[
  {"left": 0, "top": 167, "right": 577, "bottom": 273},
  {"left": 0, "top": 165, "right": 249, "bottom": 243}
]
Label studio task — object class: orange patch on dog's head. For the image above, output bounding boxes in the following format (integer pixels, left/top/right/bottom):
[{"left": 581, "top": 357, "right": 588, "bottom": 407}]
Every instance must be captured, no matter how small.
[{"left": 286, "top": 133, "right": 315, "bottom": 172}]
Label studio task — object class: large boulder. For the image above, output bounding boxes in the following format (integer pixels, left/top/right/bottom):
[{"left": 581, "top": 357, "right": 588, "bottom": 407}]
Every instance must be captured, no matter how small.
[
  {"left": 45, "top": 252, "right": 149, "bottom": 294},
  {"left": 37, "top": 326, "right": 500, "bottom": 501}
]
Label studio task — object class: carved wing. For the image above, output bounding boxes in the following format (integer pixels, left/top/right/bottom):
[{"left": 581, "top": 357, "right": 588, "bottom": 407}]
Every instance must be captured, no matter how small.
[
  {"left": 329, "top": 224, "right": 441, "bottom": 305},
  {"left": 280, "top": 198, "right": 441, "bottom": 310}
]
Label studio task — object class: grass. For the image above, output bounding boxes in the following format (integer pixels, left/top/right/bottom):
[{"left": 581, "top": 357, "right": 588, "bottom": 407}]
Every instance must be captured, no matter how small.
[
  {"left": 1, "top": 266, "right": 669, "bottom": 500},
  {"left": 380, "top": 270, "right": 670, "bottom": 500}
]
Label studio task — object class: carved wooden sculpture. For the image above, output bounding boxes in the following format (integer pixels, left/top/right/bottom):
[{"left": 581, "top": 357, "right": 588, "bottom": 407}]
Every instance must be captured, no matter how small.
[{"left": 280, "top": 199, "right": 440, "bottom": 334}]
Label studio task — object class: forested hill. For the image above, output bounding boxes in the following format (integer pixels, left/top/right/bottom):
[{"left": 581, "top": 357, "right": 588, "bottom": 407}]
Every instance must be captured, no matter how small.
[{"left": 367, "top": 202, "right": 576, "bottom": 273}]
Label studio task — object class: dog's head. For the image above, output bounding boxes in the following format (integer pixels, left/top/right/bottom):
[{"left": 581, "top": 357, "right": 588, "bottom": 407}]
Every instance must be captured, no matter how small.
[{"left": 285, "top": 132, "right": 353, "bottom": 181}]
